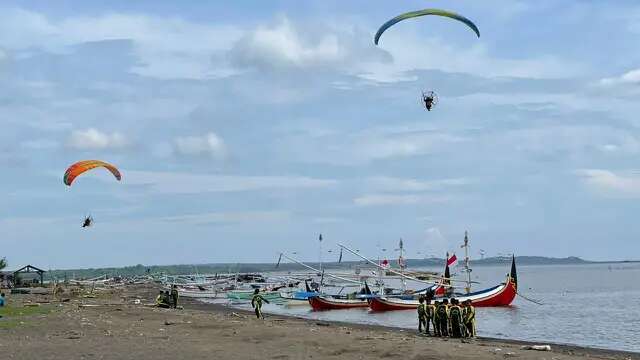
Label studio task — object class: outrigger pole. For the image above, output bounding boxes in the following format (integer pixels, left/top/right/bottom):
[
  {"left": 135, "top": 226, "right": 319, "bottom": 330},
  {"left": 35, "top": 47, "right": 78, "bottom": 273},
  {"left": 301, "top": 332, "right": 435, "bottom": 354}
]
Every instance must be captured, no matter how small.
[
  {"left": 338, "top": 243, "right": 479, "bottom": 286},
  {"left": 339, "top": 243, "right": 447, "bottom": 287},
  {"left": 278, "top": 252, "right": 362, "bottom": 285}
]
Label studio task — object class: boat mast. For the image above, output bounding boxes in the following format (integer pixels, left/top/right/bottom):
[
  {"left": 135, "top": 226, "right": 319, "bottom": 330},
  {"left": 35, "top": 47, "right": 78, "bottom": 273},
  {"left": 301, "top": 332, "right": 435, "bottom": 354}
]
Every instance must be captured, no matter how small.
[
  {"left": 398, "top": 238, "right": 406, "bottom": 292},
  {"left": 318, "top": 234, "right": 323, "bottom": 291},
  {"left": 462, "top": 231, "right": 471, "bottom": 294}
]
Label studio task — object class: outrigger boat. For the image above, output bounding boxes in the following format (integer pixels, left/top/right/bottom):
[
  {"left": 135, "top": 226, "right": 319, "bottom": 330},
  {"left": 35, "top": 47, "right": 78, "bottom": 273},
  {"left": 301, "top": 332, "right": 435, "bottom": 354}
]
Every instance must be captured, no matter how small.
[
  {"left": 368, "top": 233, "right": 518, "bottom": 311},
  {"left": 276, "top": 252, "right": 375, "bottom": 310}
]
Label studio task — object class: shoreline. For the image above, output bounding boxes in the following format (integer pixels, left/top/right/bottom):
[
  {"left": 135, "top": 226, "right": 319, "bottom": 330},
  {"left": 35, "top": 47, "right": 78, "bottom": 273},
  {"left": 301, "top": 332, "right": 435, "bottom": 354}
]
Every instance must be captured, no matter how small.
[
  {"left": 2, "top": 285, "right": 638, "bottom": 360},
  {"left": 184, "top": 298, "right": 640, "bottom": 358}
]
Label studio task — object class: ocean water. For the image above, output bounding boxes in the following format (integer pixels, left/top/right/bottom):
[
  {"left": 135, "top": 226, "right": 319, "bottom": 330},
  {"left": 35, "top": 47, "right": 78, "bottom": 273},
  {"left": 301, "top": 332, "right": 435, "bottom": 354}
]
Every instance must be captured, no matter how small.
[{"left": 203, "top": 262, "right": 640, "bottom": 353}]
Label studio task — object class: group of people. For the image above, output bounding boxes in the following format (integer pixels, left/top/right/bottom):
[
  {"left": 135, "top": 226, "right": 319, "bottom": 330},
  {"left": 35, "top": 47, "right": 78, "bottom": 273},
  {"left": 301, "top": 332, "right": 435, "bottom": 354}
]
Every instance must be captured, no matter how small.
[
  {"left": 417, "top": 297, "right": 476, "bottom": 338},
  {"left": 155, "top": 285, "right": 179, "bottom": 309}
]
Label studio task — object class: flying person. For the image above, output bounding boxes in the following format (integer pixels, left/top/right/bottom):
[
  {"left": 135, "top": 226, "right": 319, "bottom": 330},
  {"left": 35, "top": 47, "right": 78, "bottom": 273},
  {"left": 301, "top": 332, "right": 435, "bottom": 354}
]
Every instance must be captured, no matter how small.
[
  {"left": 82, "top": 216, "right": 93, "bottom": 228},
  {"left": 423, "top": 92, "right": 434, "bottom": 111}
]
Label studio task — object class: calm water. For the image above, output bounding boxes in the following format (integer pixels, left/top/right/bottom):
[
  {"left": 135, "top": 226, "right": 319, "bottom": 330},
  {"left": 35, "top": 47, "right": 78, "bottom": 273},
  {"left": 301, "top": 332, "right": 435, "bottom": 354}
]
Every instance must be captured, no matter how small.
[{"left": 202, "top": 263, "right": 640, "bottom": 353}]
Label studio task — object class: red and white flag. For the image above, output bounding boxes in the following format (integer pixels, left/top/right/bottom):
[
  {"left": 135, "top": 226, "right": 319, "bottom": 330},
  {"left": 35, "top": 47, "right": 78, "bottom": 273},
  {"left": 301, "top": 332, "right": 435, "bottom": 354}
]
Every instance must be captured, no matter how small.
[{"left": 447, "top": 253, "right": 458, "bottom": 267}]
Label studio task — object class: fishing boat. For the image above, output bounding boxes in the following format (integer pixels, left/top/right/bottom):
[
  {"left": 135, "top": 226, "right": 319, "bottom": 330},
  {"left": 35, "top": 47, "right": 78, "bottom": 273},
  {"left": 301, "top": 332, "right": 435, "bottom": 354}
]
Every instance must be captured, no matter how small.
[
  {"left": 176, "top": 287, "right": 226, "bottom": 299},
  {"left": 226, "top": 289, "right": 282, "bottom": 302},
  {"left": 279, "top": 291, "right": 312, "bottom": 306},
  {"left": 308, "top": 295, "right": 370, "bottom": 310},
  {"left": 369, "top": 255, "right": 517, "bottom": 311}
]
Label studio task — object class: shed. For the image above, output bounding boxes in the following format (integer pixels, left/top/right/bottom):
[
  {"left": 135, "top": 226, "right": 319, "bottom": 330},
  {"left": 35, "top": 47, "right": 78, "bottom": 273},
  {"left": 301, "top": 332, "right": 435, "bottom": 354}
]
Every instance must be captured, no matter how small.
[{"left": 13, "top": 265, "right": 46, "bottom": 286}]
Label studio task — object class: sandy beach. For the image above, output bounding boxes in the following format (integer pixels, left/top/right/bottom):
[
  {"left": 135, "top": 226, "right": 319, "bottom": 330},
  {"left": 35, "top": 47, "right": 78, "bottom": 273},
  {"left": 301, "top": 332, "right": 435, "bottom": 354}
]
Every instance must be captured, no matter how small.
[{"left": 0, "top": 284, "right": 637, "bottom": 360}]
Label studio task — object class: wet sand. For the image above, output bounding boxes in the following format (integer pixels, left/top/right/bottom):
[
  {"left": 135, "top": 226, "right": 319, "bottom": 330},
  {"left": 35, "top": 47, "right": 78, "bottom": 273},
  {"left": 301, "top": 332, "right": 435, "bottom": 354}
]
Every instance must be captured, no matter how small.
[{"left": 1, "top": 284, "right": 638, "bottom": 360}]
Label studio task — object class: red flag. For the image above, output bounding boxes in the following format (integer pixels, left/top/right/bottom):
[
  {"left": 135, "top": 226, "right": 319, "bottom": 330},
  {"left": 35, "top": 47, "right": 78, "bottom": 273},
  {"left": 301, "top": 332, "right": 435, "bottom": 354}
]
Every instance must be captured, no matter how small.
[{"left": 447, "top": 254, "right": 458, "bottom": 267}]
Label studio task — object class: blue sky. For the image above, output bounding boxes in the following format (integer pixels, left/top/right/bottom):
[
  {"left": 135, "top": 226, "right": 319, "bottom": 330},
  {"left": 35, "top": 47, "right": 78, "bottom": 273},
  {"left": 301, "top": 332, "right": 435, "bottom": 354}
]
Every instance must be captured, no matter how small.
[{"left": 1, "top": 0, "right": 640, "bottom": 269}]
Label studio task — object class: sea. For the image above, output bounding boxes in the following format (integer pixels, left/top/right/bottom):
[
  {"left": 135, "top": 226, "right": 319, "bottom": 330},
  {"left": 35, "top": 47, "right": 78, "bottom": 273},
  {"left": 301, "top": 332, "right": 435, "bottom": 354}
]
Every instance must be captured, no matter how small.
[{"left": 201, "top": 262, "right": 640, "bottom": 353}]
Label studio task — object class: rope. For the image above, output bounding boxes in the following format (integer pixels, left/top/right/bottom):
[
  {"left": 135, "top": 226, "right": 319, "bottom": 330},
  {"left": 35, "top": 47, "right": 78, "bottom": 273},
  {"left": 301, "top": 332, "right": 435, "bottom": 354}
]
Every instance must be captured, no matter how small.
[{"left": 516, "top": 290, "right": 543, "bottom": 305}]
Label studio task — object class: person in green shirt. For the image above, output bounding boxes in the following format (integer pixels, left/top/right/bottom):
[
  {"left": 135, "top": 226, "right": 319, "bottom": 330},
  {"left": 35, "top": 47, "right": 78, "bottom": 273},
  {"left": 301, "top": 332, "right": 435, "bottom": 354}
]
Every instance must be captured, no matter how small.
[
  {"left": 425, "top": 298, "right": 436, "bottom": 336},
  {"left": 155, "top": 290, "right": 170, "bottom": 308},
  {"left": 170, "top": 285, "right": 179, "bottom": 309},
  {"left": 462, "top": 299, "right": 476, "bottom": 337},
  {"left": 436, "top": 298, "right": 449, "bottom": 337},
  {"left": 448, "top": 298, "right": 464, "bottom": 338},
  {"left": 251, "top": 289, "right": 270, "bottom": 319},
  {"left": 417, "top": 296, "right": 427, "bottom": 334}
]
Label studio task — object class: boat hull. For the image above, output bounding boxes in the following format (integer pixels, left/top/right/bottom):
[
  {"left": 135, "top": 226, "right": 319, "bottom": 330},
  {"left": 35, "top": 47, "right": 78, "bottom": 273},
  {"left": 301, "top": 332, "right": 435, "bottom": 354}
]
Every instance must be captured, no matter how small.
[
  {"left": 369, "top": 276, "right": 516, "bottom": 311},
  {"left": 308, "top": 296, "right": 370, "bottom": 311}
]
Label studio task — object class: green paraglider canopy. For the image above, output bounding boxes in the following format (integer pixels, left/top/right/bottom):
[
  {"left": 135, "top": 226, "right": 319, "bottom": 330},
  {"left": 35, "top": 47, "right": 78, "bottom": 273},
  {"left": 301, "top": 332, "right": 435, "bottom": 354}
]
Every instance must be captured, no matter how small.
[{"left": 374, "top": 9, "right": 480, "bottom": 45}]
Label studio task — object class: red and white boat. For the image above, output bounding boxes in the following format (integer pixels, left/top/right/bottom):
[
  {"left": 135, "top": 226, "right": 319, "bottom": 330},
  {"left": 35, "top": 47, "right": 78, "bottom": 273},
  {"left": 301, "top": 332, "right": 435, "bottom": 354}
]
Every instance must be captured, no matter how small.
[
  {"left": 369, "top": 256, "right": 517, "bottom": 311},
  {"left": 308, "top": 295, "right": 370, "bottom": 310}
]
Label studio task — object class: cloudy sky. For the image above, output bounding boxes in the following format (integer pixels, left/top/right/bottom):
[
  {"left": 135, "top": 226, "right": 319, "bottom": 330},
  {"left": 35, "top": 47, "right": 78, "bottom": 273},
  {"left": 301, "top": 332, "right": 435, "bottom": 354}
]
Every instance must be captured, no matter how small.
[{"left": 1, "top": 0, "right": 640, "bottom": 269}]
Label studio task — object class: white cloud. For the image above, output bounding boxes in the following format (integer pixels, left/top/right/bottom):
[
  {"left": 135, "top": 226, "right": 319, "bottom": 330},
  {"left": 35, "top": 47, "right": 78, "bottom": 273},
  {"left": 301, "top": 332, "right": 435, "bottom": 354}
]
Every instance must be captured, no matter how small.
[
  {"left": 67, "top": 128, "right": 128, "bottom": 150},
  {"left": 576, "top": 169, "right": 640, "bottom": 198},
  {"left": 286, "top": 127, "right": 469, "bottom": 166},
  {"left": 229, "top": 17, "right": 389, "bottom": 71},
  {"left": 600, "top": 69, "right": 640, "bottom": 86},
  {"left": 354, "top": 194, "right": 450, "bottom": 206},
  {"left": 124, "top": 170, "right": 337, "bottom": 194},
  {"left": 366, "top": 176, "right": 471, "bottom": 192},
  {"left": 21, "top": 139, "right": 59, "bottom": 150},
  {"left": 174, "top": 132, "right": 227, "bottom": 158},
  {"left": 424, "top": 227, "right": 449, "bottom": 257},
  {"left": 162, "top": 210, "right": 290, "bottom": 225},
  {"left": 0, "top": 9, "right": 242, "bottom": 79},
  {"left": 361, "top": 36, "right": 584, "bottom": 82}
]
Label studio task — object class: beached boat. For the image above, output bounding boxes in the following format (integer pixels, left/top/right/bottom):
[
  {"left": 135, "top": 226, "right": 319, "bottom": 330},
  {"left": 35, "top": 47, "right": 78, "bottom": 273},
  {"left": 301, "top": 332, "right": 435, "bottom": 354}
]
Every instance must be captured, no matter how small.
[
  {"left": 279, "top": 291, "right": 314, "bottom": 306},
  {"left": 369, "top": 256, "right": 517, "bottom": 311},
  {"left": 226, "top": 290, "right": 282, "bottom": 302},
  {"left": 177, "top": 287, "right": 226, "bottom": 299},
  {"left": 308, "top": 295, "right": 370, "bottom": 310}
]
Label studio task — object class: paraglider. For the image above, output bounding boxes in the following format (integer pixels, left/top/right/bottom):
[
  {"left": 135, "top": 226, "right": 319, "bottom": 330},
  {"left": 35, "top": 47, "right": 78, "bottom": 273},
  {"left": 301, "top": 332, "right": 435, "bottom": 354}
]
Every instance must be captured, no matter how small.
[
  {"left": 64, "top": 160, "right": 121, "bottom": 229},
  {"left": 374, "top": 9, "right": 480, "bottom": 46},
  {"left": 64, "top": 160, "right": 121, "bottom": 186},
  {"left": 422, "top": 91, "right": 438, "bottom": 111},
  {"left": 82, "top": 215, "right": 93, "bottom": 228}
]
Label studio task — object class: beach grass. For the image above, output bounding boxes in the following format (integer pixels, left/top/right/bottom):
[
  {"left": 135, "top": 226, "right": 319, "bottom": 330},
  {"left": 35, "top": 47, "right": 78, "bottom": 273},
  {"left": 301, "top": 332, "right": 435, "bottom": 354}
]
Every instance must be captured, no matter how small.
[{"left": 0, "top": 304, "right": 53, "bottom": 329}]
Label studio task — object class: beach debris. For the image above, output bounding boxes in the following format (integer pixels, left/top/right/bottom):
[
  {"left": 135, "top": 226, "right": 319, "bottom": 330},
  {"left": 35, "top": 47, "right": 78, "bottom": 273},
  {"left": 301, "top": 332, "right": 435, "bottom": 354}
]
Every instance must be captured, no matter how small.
[
  {"left": 521, "top": 345, "right": 551, "bottom": 351},
  {"left": 164, "top": 320, "right": 175, "bottom": 326},
  {"left": 66, "top": 330, "right": 83, "bottom": 339},
  {"left": 315, "top": 322, "right": 330, "bottom": 327},
  {"left": 503, "top": 352, "right": 517, "bottom": 358},
  {"left": 230, "top": 312, "right": 246, "bottom": 319},
  {"left": 524, "top": 344, "right": 551, "bottom": 352}
]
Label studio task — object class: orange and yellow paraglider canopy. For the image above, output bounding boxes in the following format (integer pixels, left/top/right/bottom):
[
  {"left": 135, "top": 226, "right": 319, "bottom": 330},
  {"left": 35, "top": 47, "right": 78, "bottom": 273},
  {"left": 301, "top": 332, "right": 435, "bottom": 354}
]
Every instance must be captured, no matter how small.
[{"left": 63, "top": 160, "right": 121, "bottom": 186}]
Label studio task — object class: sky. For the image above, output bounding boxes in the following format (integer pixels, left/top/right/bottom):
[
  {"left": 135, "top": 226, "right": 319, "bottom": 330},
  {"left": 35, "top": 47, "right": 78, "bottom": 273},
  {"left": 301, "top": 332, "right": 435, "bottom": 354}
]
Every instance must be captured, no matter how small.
[{"left": 1, "top": 0, "right": 640, "bottom": 269}]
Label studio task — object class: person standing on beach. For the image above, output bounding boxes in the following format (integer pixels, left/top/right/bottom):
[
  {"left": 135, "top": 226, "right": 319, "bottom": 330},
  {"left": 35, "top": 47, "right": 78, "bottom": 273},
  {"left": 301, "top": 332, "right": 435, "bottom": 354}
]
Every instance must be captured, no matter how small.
[
  {"left": 170, "top": 285, "right": 179, "bottom": 309},
  {"left": 426, "top": 298, "right": 436, "bottom": 336},
  {"left": 436, "top": 298, "right": 449, "bottom": 337},
  {"left": 448, "top": 298, "right": 464, "bottom": 338},
  {"left": 462, "top": 300, "right": 476, "bottom": 337},
  {"left": 251, "top": 289, "right": 270, "bottom": 319},
  {"left": 432, "top": 300, "right": 441, "bottom": 336},
  {"left": 417, "top": 296, "right": 427, "bottom": 334}
]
